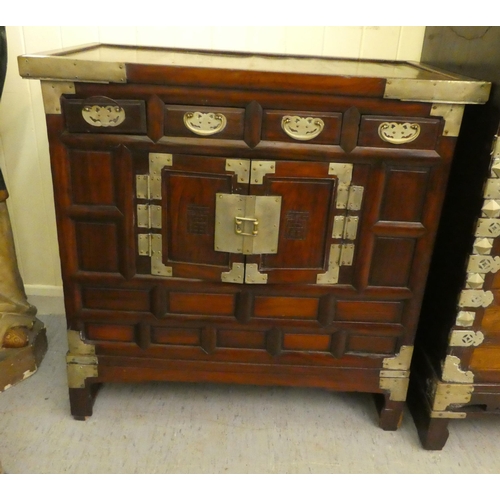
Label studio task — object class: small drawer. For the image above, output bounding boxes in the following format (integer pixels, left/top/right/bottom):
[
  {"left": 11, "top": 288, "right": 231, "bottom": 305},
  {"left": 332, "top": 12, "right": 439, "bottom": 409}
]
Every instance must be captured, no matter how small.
[
  {"left": 262, "top": 110, "right": 342, "bottom": 144},
  {"left": 358, "top": 115, "right": 442, "bottom": 150},
  {"left": 164, "top": 104, "right": 245, "bottom": 140},
  {"left": 63, "top": 97, "right": 147, "bottom": 134}
]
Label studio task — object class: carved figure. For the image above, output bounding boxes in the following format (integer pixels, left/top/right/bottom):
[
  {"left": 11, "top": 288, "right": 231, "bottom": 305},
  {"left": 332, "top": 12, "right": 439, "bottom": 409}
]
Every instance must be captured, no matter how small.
[
  {"left": 0, "top": 184, "right": 38, "bottom": 347},
  {"left": 0, "top": 27, "right": 38, "bottom": 348}
]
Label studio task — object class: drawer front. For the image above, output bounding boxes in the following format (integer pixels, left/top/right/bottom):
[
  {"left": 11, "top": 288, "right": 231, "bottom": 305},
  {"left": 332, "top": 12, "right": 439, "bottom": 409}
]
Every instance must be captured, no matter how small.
[
  {"left": 358, "top": 115, "right": 442, "bottom": 150},
  {"left": 261, "top": 110, "right": 342, "bottom": 145},
  {"left": 164, "top": 104, "right": 246, "bottom": 140},
  {"left": 64, "top": 97, "right": 147, "bottom": 134},
  {"left": 85, "top": 321, "right": 398, "bottom": 366}
]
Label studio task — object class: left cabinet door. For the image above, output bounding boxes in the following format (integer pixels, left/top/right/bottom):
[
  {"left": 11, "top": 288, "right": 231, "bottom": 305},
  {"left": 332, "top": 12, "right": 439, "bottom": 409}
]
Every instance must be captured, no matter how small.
[{"left": 135, "top": 152, "right": 249, "bottom": 282}]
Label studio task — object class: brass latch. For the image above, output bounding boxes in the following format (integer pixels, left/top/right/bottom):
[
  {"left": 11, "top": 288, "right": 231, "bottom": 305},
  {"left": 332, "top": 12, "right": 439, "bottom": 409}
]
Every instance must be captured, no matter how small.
[
  {"left": 215, "top": 194, "right": 282, "bottom": 255},
  {"left": 235, "top": 216, "right": 259, "bottom": 236}
]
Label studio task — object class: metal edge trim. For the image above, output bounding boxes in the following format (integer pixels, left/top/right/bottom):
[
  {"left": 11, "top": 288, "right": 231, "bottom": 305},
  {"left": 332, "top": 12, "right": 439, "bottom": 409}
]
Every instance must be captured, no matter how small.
[
  {"left": 384, "top": 78, "right": 491, "bottom": 104},
  {"left": 18, "top": 55, "right": 127, "bottom": 84}
]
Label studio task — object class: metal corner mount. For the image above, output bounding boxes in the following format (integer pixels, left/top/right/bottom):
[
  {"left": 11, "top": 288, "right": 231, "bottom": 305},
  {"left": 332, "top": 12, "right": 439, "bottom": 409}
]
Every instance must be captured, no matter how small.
[
  {"left": 441, "top": 355, "right": 474, "bottom": 384},
  {"left": 66, "top": 330, "right": 98, "bottom": 389},
  {"left": 19, "top": 55, "right": 127, "bottom": 84},
  {"left": 382, "top": 345, "right": 414, "bottom": 371},
  {"left": 379, "top": 346, "right": 414, "bottom": 401},
  {"left": 430, "top": 380, "right": 473, "bottom": 419},
  {"left": 379, "top": 375, "right": 410, "bottom": 402},
  {"left": 384, "top": 78, "right": 491, "bottom": 104},
  {"left": 41, "top": 81, "right": 76, "bottom": 115}
]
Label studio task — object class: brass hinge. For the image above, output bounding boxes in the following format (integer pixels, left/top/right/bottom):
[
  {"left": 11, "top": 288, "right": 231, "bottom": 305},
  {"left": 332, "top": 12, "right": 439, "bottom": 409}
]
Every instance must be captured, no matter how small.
[
  {"left": 136, "top": 153, "right": 172, "bottom": 200},
  {"left": 137, "top": 204, "right": 162, "bottom": 229},
  {"left": 138, "top": 234, "right": 172, "bottom": 277},
  {"left": 332, "top": 215, "right": 359, "bottom": 240},
  {"left": 316, "top": 243, "right": 355, "bottom": 284}
]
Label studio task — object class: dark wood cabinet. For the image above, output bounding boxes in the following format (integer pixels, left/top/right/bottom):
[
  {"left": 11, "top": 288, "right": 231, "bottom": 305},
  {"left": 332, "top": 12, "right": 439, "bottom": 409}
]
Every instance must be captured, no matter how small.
[
  {"left": 18, "top": 44, "right": 489, "bottom": 426},
  {"left": 407, "top": 27, "right": 500, "bottom": 449}
]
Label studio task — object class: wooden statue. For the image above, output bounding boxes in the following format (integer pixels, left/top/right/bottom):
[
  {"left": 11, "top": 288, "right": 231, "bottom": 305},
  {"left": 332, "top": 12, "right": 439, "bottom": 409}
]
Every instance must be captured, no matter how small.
[
  {"left": 0, "top": 179, "right": 38, "bottom": 347},
  {"left": 0, "top": 27, "right": 38, "bottom": 348},
  {"left": 0, "top": 27, "right": 46, "bottom": 394}
]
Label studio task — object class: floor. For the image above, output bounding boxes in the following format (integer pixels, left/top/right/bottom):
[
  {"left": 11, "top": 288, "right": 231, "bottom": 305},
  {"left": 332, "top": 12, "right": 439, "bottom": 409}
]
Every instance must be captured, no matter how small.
[{"left": 1, "top": 304, "right": 500, "bottom": 473}]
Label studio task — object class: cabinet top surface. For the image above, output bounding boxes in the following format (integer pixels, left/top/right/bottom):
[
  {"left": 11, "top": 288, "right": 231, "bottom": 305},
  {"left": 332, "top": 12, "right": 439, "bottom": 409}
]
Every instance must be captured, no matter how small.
[{"left": 18, "top": 43, "right": 491, "bottom": 104}]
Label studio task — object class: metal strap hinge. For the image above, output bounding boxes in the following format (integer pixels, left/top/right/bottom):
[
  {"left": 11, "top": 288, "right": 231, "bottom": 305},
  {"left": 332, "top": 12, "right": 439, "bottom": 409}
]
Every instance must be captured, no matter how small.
[
  {"left": 221, "top": 262, "right": 267, "bottom": 284},
  {"left": 136, "top": 153, "right": 172, "bottom": 200},
  {"left": 137, "top": 204, "right": 162, "bottom": 229},
  {"left": 138, "top": 234, "right": 172, "bottom": 277}
]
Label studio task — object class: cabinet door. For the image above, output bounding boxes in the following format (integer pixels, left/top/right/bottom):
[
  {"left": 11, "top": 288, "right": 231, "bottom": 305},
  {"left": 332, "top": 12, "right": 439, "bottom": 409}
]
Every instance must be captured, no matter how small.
[
  {"left": 247, "top": 160, "right": 363, "bottom": 285},
  {"left": 136, "top": 153, "right": 248, "bottom": 281},
  {"left": 137, "top": 153, "right": 364, "bottom": 286}
]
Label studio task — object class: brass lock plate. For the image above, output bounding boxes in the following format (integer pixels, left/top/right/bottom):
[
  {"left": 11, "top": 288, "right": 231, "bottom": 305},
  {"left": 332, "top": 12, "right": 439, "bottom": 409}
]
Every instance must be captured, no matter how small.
[{"left": 215, "top": 194, "right": 282, "bottom": 255}]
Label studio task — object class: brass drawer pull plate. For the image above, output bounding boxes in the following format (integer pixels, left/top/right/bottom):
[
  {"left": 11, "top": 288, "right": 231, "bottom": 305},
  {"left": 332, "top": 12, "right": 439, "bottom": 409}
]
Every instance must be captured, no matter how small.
[
  {"left": 82, "top": 97, "right": 126, "bottom": 127},
  {"left": 378, "top": 122, "right": 421, "bottom": 144},
  {"left": 184, "top": 111, "right": 227, "bottom": 136},
  {"left": 281, "top": 116, "right": 324, "bottom": 141}
]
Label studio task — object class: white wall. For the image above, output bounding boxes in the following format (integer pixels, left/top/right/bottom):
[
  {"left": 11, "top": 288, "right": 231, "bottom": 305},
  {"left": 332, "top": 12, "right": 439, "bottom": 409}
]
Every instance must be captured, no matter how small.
[{"left": 0, "top": 26, "right": 425, "bottom": 297}]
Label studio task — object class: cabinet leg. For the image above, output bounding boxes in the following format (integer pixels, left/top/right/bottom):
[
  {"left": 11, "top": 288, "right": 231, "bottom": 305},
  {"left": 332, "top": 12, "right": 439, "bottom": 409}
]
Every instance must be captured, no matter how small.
[
  {"left": 407, "top": 388, "right": 450, "bottom": 449},
  {"left": 374, "top": 393, "right": 405, "bottom": 430},
  {"left": 417, "top": 417, "right": 450, "bottom": 451},
  {"left": 68, "top": 383, "right": 100, "bottom": 420}
]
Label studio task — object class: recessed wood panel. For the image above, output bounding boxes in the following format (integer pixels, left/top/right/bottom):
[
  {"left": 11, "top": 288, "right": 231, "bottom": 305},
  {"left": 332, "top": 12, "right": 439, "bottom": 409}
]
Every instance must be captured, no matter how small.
[
  {"left": 82, "top": 288, "right": 150, "bottom": 312},
  {"left": 69, "top": 150, "right": 115, "bottom": 205},
  {"left": 76, "top": 222, "right": 120, "bottom": 272},
  {"left": 380, "top": 169, "right": 428, "bottom": 222},
  {"left": 347, "top": 335, "right": 397, "bottom": 354},
  {"left": 64, "top": 98, "right": 147, "bottom": 134},
  {"left": 151, "top": 328, "right": 201, "bottom": 346},
  {"left": 262, "top": 178, "right": 335, "bottom": 270},
  {"left": 164, "top": 104, "right": 245, "bottom": 140},
  {"left": 169, "top": 292, "right": 235, "bottom": 316},
  {"left": 262, "top": 110, "right": 342, "bottom": 145},
  {"left": 165, "top": 170, "right": 230, "bottom": 267},
  {"left": 254, "top": 296, "right": 319, "bottom": 319},
  {"left": 470, "top": 347, "right": 500, "bottom": 372},
  {"left": 283, "top": 333, "right": 331, "bottom": 351},
  {"left": 86, "top": 323, "right": 135, "bottom": 342},
  {"left": 358, "top": 115, "right": 441, "bottom": 150},
  {"left": 481, "top": 305, "right": 500, "bottom": 334},
  {"left": 336, "top": 301, "right": 403, "bottom": 323},
  {"left": 369, "top": 237, "right": 415, "bottom": 287},
  {"left": 217, "top": 330, "right": 266, "bottom": 349}
]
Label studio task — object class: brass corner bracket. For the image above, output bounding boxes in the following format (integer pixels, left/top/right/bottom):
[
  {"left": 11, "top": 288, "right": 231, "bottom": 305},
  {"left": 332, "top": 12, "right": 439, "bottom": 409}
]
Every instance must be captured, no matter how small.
[
  {"left": 379, "top": 346, "right": 414, "bottom": 401},
  {"left": 66, "top": 330, "right": 98, "bottom": 389}
]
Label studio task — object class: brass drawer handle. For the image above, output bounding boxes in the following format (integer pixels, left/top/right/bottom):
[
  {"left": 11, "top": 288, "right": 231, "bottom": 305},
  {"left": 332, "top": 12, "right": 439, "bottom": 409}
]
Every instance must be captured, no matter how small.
[
  {"left": 81, "top": 96, "right": 126, "bottom": 128},
  {"left": 281, "top": 115, "right": 324, "bottom": 141},
  {"left": 235, "top": 216, "right": 259, "bottom": 236},
  {"left": 378, "top": 122, "right": 421, "bottom": 144},
  {"left": 184, "top": 111, "right": 227, "bottom": 136}
]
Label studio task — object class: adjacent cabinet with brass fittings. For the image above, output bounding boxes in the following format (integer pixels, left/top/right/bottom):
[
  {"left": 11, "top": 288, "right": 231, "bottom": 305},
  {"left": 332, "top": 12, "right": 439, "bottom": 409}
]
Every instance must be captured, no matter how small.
[{"left": 18, "top": 44, "right": 489, "bottom": 430}]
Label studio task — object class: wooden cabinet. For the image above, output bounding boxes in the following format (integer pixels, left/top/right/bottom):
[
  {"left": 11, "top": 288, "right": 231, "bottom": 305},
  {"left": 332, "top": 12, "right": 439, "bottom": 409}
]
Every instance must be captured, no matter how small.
[
  {"left": 18, "top": 44, "right": 489, "bottom": 426},
  {"left": 407, "top": 27, "right": 500, "bottom": 449}
]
